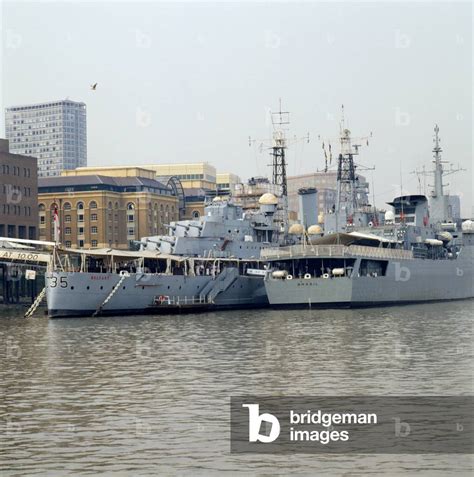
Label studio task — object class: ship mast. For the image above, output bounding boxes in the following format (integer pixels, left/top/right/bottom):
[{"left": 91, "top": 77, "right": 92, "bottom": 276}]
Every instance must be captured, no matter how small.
[
  {"left": 334, "top": 106, "right": 372, "bottom": 218},
  {"left": 270, "top": 99, "right": 290, "bottom": 197},
  {"left": 249, "top": 100, "right": 309, "bottom": 237},
  {"left": 412, "top": 124, "right": 464, "bottom": 224}
]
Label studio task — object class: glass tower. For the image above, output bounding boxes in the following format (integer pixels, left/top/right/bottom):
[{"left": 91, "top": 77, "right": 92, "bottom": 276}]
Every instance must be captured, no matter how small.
[{"left": 5, "top": 99, "right": 87, "bottom": 177}]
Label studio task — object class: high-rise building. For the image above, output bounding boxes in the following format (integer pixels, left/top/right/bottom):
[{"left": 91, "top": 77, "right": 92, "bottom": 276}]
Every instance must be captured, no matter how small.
[{"left": 5, "top": 99, "right": 87, "bottom": 177}]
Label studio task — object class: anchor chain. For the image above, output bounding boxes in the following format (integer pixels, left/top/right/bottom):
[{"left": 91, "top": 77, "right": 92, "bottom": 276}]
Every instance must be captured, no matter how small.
[
  {"left": 24, "top": 287, "right": 46, "bottom": 318},
  {"left": 92, "top": 272, "right": 129, "bottom": 317}
]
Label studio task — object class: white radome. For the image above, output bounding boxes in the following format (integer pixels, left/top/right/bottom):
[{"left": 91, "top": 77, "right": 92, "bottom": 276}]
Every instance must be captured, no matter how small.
[
  {"left": 307, "top": 225, "right": 323, "bottom": 235},
  {"left": 258, "top": 193, "right": 278, "bottom": 205},
  {"left": 385, "top": 210, "right": 395, "bottom": 222},
  {"left": 288, "top": 224, "right": 304, "bottom": 235},
  {"left": 462, "top": 220, "right": 474, "bottom": 233}
]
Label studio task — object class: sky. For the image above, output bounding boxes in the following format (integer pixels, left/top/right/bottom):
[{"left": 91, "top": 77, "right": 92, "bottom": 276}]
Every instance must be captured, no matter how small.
[{"left": 1, "top": 1, "right": 472, "bottom": 215}]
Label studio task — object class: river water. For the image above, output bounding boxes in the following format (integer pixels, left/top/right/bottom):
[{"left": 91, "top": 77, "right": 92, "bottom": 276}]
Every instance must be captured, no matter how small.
[{"left": 1, "top": 300, "right": 473, "bottom": 475}]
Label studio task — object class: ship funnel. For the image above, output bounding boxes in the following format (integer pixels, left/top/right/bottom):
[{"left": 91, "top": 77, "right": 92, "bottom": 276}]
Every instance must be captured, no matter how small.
[{"left": 298, "top": 187, "right": 318, "bottom": 228}]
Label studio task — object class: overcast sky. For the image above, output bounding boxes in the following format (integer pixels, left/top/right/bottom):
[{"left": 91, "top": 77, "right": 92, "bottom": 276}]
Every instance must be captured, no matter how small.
[{"left": 1, "top": 1, "right": 472, "bottom": 215}]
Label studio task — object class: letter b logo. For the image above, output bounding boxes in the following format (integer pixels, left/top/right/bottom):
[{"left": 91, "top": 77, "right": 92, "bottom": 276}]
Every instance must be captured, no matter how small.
[{"left": 242, "top": 404, "right": 280, "bottom": 443}]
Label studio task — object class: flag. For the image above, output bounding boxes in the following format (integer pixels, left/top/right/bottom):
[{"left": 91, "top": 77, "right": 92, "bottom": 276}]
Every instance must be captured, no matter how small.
[{"left": 53, "top": 205, "right": 60, "bottom": 244}]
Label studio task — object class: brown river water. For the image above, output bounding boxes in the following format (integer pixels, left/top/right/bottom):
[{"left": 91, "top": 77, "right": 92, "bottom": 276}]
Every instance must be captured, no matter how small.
[{"left": 1, "top": 300, "right": 473, "bottom": 475}]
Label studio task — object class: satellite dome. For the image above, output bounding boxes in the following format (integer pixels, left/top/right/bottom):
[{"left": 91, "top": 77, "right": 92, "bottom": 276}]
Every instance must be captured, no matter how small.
[
  {"left": 307, "top": 225, "right": 323, "bottom": 235},
  {"left": 385, "top": 210, "right": 395, "bottom": 222},
  {"left": 318, "top": 212, "right": 324, "bottom": 224},
  {"left": 288, "top": 223, "right": 304, "bottom": 235},
  {"left": 258, "top": 193, "right": 278, "bottom": 206},
  {"left": 462, "top": 220, "right": 474, "bottom": 233}
]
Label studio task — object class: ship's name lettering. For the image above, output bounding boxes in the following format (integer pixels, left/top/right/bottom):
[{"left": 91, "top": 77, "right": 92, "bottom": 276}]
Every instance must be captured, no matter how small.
[
  {"left": 297, "top": 282, "right": 316, "bottom": 286},
  {"left": 90, "top": 275, "right": 110, "bottom": 280}
]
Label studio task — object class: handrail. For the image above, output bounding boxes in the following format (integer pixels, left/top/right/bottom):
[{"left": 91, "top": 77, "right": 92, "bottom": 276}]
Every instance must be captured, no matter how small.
[{"left": 261, "top": 244, "right": 414, "bottom": 260}]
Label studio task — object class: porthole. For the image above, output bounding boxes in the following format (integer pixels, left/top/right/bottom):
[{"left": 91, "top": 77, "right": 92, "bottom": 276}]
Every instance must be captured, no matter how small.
[
  {"left": 100, "top": 286, "right": 103, "bottom": 290},
  {"left": 123, "top": 286, "right": 126, "bottom": 290},
  {"left": 86, "top": 286, "right": 90, "bottom": 290},
  {"left": 70, "top": 286, "right": 74, "bottom": 290}
]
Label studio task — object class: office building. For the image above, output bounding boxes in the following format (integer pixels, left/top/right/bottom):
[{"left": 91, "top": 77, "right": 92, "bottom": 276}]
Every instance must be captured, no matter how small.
[
  {"left": 287, "top": 171, "right": 369, "bottom": 222},
  {"left": 38, "top": 170, "right": 178, "bottom": 249},
  {"left": 0, "top": 139, "right": 38, "bottom": 239},
  {"left": 5, "top": 99, "right": 87, "bottom": 177},
  {"left": 216, "top": 172, "right": 241, "bottom": 195},
  {"left": 142, "top": 162, "right": 217, "bottom": 190}
]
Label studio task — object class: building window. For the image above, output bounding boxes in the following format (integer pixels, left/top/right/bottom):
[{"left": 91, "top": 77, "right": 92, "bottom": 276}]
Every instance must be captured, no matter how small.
[
  {"left": 79, "top": 240, "right": 84, "bottom": 248},
  {"left": 65, "top": 227, "right": 71, "bottom": 235},
  {"left": 127, "top": 227, "right": 135, "bottom": 237},
  {"left": 65, "top": 241, "right": 72, "bottom": 248},
  {"left": 91, "top": 213, "right": 97, "bottom": 221},
  {"left": 192, "top": 210, "right": 200, "bottom": 219},
  {"left": 40, "top": 216, "right": 45, "bottom": 225},
  {"left": 91, "top": 240, "right": 98, "bottom": 248},
  {"left": 65, "top": 215, "right": 71, "bottom": 222},
  {"left": 90, "top": 201, "right": 97, "bottom": 209},
  {"left": 63, "top": 202, "right": 71, "bottom": 210},
  {"left": 91, "top": 226, "right": 98, "bottom": 234},
  {"left": 77, "top": 202, "right": 84, "bottom": 210},
  {"left": 127, "top": 214, "right": 134, "bottom": 223},
  {"left": 78, "top": 227, "right": 84, "bottom": 235},
  {"left": 78, "top": 214, "right": 84, "bottom": 223}
]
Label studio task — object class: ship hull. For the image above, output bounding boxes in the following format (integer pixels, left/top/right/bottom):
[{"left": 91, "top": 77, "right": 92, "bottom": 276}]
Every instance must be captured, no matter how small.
[
  {"left": 46, "top": 270, "right": 268, "bottom": 318},
  {"left": 265, "top": 249, "right": 474, "bottom": 308}
]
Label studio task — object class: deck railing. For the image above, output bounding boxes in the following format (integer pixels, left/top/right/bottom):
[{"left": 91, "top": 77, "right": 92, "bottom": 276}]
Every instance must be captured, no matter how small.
[{"left": 260, "top": 244, "right": 414, "bottom": 261}]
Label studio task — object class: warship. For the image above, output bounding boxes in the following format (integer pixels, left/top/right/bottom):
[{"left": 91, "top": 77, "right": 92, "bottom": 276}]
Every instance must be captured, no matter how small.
[
  {"left": 42, "top": 103, "right": 299, "bottom": 318},
  {"left": 263, "top": 125, "right": 474, "bottom": 307},
  {"left": 42, "top": 194, "right": 284, "bottom": 318}
]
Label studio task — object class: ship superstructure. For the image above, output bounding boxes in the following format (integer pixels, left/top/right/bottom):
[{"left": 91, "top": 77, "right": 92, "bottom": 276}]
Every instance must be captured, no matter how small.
[{"left": 264, "top": 125, "right": 473, "bottom": 308}]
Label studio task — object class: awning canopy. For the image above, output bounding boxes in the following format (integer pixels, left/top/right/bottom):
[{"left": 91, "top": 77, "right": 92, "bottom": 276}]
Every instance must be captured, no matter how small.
[
  {"left": 309, "top": 232, "right": 399, "bottom": 246},
  {"left": 61, "top": 248, "right": 186, "bottom": 261}
]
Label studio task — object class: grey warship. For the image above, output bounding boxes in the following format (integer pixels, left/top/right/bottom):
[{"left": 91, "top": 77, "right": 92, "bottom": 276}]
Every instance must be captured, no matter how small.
[
  {"left": 45, "top": 194, "right": 284, "bottom": 317},
  {"left": 264, "top": 125, "right": 474, "bottom": 307},
  {"left": 45, "top": 102, "right": 300, "bottom": 318}
]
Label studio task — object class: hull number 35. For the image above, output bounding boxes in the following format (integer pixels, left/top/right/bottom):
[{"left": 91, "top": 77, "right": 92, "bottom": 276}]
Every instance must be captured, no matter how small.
[{"left": 49, "top": 276, "right": 68, "bottom": 288}]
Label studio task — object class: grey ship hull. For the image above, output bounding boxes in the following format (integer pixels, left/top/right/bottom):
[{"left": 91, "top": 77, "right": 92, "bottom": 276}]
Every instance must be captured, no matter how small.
[
  {"left": 265, "top": 248, "right": 474, "bottom": 308},
  {"left": 46, "top": 270, "right": 267, "bottom": 318}
]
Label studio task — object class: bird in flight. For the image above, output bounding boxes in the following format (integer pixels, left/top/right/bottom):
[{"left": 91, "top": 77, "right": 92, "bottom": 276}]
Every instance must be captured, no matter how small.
[{"left": 90, "top": 83, "right": 98, "bottom": 91}]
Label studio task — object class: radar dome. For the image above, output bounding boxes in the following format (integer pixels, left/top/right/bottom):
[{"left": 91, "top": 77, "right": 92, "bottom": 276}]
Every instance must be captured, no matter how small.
[
  {"left": 258, "top": 193, "right": 278, "bottom": 206},
  {"left": 288, "top": 224, "right": 304, "bottom": 235},
  {"left": 318, "top": 213, "right": 324, "bottom": 224},
  {"left": 385, "top": 210, "right": 395, "bottom": 222},
  {"left": 307, "top": 225, "right": 323, "bottom": 235},
  {"left": 462, "top": 220, "right": 474, "bottom": 233}
]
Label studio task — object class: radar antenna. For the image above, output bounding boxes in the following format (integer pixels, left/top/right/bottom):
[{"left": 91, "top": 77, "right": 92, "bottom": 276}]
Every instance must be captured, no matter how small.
[{"left": 411, "top": 125, "right": 464, "bottom": 223}]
